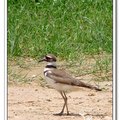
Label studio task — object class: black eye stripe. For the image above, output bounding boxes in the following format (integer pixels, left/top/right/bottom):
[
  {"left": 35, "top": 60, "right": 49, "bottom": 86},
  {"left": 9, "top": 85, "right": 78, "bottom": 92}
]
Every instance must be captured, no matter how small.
[{"left": 46, "top": 56, "right": 51, "bottom": 59}]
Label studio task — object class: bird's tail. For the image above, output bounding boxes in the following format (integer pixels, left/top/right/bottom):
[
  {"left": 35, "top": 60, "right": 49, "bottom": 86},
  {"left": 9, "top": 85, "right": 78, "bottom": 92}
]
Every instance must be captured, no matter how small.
[
  {"left": 80, "top": 81, "right": 101, "bottom": 91},
  {"left": 74, "top": 80, "right": 102, "bottom": 91}
]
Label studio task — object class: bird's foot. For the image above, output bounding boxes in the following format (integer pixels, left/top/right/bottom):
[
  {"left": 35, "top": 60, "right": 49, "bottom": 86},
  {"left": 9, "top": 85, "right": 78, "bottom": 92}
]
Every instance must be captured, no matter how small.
[
  {"left": 53, "top": 111, "right": 70, "bottom": 116},
  {"left": 66, "top": 111, "right": 70, "bottom": 115},
  {"left": 53, "top": 111, "right": 64, "bottom": 116}
]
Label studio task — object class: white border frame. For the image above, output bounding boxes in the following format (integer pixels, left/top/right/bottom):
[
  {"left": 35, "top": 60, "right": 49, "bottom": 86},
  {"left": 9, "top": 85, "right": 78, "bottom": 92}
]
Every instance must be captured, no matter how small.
[
  {"left": 5, "top": 0, "right": 7, "bottom": 120},
  {"left": 0, "top": 0, "right": 7, "bottom": 120},
  {"left": 113, "top": 0, "right": 117, "bottom": 120},
  {"left": 0, "top": 0, "right": 4, "bottom": 118},
  {"left": 117, "top": 0, "right": 120, "bottom": 119},
  {"left": 0, "top": 0, "right": 117, "bottom": 120}
]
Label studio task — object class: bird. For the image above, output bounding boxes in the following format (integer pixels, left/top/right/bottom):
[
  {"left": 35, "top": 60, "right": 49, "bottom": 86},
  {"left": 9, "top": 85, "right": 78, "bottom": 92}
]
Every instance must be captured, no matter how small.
[{"left": 39, "top": 54, "right": 101, "bottom": 115}]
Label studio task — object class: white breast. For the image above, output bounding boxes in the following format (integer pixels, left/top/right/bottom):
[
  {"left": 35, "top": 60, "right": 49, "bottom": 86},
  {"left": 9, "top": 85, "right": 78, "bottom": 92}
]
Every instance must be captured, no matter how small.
[{"left": 44, "top": 69, "right": 56, "bottom": 85}]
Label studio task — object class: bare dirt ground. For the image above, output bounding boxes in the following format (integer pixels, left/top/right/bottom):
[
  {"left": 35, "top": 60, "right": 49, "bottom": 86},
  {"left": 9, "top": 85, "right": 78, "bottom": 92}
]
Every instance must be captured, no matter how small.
[
  {"left": 8, "top": 57, "right": 112, "bottom": 120},
  {"left": 8, "top": 83, "right": 112, "bottom": 120}
]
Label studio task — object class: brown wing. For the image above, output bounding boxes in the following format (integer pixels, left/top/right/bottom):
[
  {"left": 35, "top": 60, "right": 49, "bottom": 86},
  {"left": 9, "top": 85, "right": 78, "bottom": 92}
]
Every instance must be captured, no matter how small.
[
  {"left": 46, "top": 69, "right": 101, "bottom": 91},
  {"left": 46, "top": 69, "right": 76, "bottom": 84}
]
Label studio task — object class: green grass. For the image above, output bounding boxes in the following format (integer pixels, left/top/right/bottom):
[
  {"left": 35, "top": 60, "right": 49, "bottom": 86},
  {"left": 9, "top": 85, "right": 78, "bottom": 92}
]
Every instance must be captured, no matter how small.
[{"left": 8, "top": 0, "right": 112, "bottom": 60}]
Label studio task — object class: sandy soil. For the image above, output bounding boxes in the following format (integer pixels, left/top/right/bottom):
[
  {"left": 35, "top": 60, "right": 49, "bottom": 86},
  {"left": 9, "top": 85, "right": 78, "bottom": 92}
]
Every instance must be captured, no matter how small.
[{"left": 8, "top": 82, "right": 112, "bottom": 120}]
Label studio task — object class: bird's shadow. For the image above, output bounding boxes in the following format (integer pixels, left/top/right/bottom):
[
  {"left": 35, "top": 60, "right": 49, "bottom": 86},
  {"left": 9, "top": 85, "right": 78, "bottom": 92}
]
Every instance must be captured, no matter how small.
[{"left": 53, "top": 113, "right": 81, "bottom": 117}]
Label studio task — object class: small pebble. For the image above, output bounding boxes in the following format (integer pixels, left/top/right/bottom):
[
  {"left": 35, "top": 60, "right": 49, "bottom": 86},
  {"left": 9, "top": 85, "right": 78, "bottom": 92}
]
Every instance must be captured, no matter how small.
[
  {"left": 46, "top": 99, "right": 51, "bottom": 102},
  {"left": 88, "top": 93, "right": 95, "bottom": 96}
]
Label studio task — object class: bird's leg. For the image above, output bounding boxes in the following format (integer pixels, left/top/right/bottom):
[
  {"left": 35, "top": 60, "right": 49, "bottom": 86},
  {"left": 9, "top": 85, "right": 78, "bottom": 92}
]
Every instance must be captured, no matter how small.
[
  {"left": 63, "top": 92, "right": 69, "bottom": 115},
  {"left": 54, "top": 92, "right": 66, "bottom": 115}
]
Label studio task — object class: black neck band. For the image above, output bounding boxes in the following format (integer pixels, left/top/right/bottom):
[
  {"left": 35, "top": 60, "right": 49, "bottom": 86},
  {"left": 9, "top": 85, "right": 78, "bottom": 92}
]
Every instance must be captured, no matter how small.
[{"left": 45, "top": 65, "right": 57, "bottom": 69}]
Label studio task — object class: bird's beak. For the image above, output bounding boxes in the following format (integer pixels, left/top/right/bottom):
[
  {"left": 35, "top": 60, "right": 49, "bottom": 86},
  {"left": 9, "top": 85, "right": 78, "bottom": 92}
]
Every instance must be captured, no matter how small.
[{"left": 38, "top": 57, "right": 46, "bottom": 62}]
